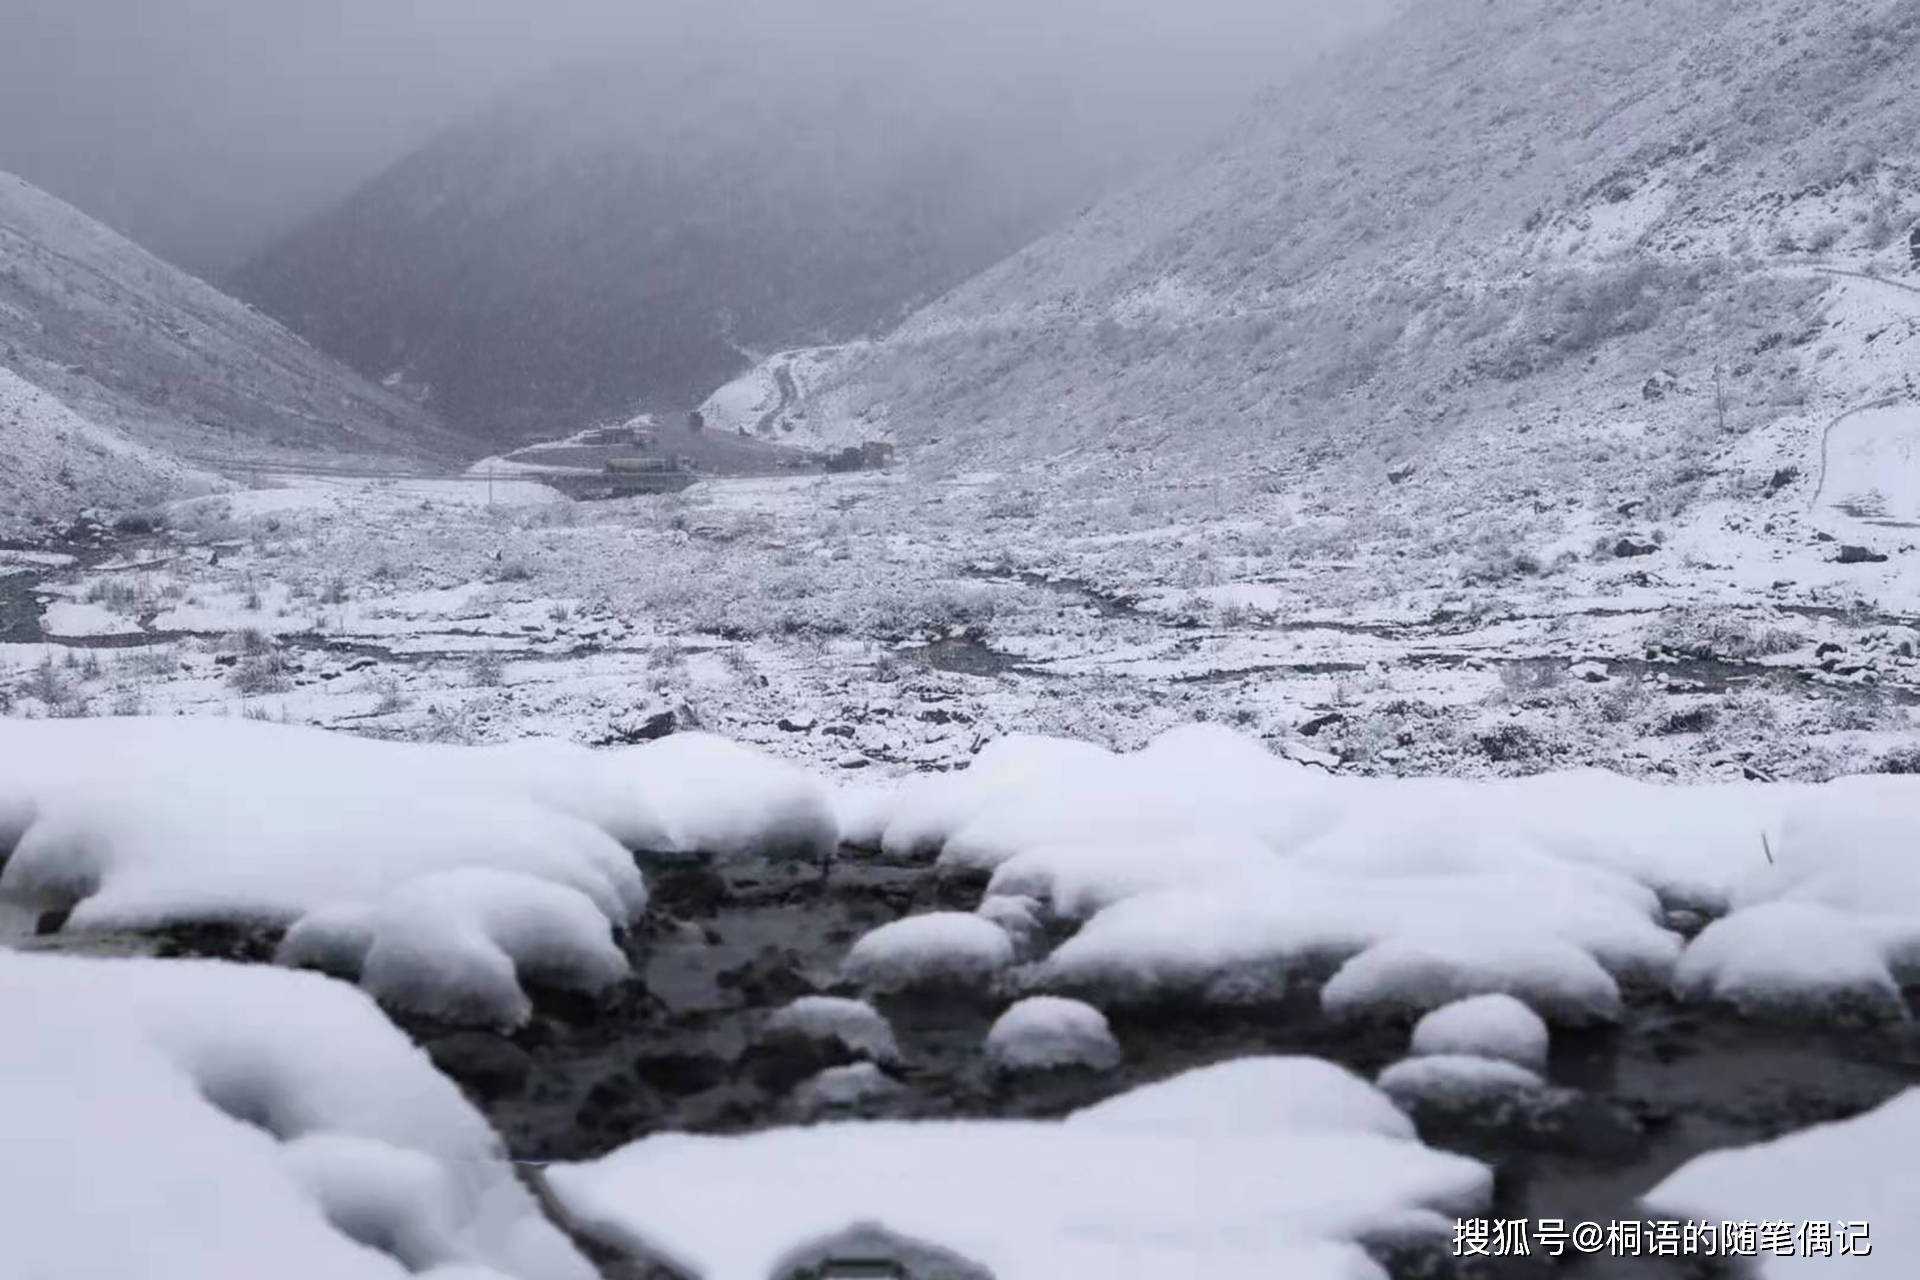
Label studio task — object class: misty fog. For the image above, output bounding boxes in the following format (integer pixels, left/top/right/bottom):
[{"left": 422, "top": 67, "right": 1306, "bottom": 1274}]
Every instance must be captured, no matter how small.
[{"left": 0, "top": 0, "right": 1388, "bottom": 276}]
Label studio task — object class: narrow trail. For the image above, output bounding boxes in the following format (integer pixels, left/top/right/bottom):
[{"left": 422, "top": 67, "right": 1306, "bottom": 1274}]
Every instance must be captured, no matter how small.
[{"left": 752, "top": 355, "right": 800, "bottom": 437}]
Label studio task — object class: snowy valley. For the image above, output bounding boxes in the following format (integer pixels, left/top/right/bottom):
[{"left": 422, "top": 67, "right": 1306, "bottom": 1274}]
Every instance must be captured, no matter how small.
[{"left": 4, "top": 0, "right": 1920, "bottom": 1277}]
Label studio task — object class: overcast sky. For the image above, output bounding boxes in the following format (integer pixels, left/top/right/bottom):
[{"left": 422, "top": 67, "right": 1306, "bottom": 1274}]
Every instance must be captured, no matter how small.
[{"left": 0, "top": 0, "right": 1386, "bottom": 278}]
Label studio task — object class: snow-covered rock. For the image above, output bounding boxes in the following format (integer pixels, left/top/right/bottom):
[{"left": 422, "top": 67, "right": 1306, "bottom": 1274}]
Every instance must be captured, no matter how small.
[
  {"left": 1066, "top": 1056, "right": 1415, "bottom": 1141},
  {"left": 877, "top": 734, "right": 1119, "bottom": 862},
  {"left": 0, "top": 951, "right": 593, "bottom": 1280},
  {"left": 1323, "top": 928, "right": 1624, "bottom": 1026},
  {"left": 935, "top": 724, "right": 1346, "bottom": 876},
  {"left": 842, "top": 912, "right": 1016, "bottom": 993},
  {"left": 612, "top": 731, "right": 839, "bottom": 863},
  {"left": 1674, "top": 902, "right": 1906, "bottom": 1022},
  {"left": 0, "top": 717, "right": 670, "bottom": 866},
  {"left": 789, "top": 1063, "right": 906, "bottom": 1116},
  {"left": 277, "top": 869, "right": 631, "bottom": 1029},
  {"left": 764, "top": 996, "right": 900, "bottom": 1063},
  {"left": 984, "top": 997, "right": 1122, "bottom": 1073},
  {"left": 548, "top": 1059, "right": 1489, "bottom": 1280},
  {"left": 1409, "top": 995, "right": 1550, "bottom": 1071},
  {"left": 1649, "top": 1089, "right": 1918, "bottom": 1276},
  {"left": 1377, "top": 1055, "right": 1547, "bottom": 1108},
  {"left": 1039, "top": 855, "right": 1669, "bottom": 1013},
  {"left": 975, "top": 893, "right": 1046, "bottom": 952},
  {"left": 986, "top": 830, "right": 1281, "bottom": 919}
]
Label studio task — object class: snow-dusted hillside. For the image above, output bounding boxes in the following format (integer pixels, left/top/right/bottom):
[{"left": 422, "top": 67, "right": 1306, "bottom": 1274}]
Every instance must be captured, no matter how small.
[
  {"left": 228, "top": 0, "right": 1383, "bottom": 444},
  {"left": 0, "top": 171, "right": 457, "bottom": 470},
  {"left": 797, "top": 0, "right": 1920, "bottom": 516},
  {"left": 694, "top": 344, "right": 873, "bottom": 449},
  {"left": 0, "top": 367, "right": 220, "bottom": 538}
]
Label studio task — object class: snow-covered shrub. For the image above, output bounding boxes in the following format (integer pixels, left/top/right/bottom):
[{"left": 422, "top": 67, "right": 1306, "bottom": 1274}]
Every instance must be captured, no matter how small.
[
  {"left": 1648, "top": 607, "right": 1806, "bottom": 660},
  {"left": 984, "top": 997, "right": 1122, "bottom": 1073}
]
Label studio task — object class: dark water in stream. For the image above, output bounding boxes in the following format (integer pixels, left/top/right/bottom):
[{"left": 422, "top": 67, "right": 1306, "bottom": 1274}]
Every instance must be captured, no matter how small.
[{"left": 69, "top": 845, "right": 1907, "bottom": 1280}]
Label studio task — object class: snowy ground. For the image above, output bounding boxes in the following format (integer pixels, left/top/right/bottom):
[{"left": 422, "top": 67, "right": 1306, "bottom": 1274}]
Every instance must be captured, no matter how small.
[
  {"left": 3, "top": 424, "right": 1916, "bottom": 784},
  {"left": 6, "top": 713, "right": 1920, "bottom": 1277},
  {"left": 4, "top": 263, "right": 1920, "bottom": 1280}
]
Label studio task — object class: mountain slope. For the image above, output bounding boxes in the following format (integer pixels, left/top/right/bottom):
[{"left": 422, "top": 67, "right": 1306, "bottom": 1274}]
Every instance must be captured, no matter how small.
[
  {"left": 0, "top": 171, "right": 457, "bottom": 470},
  {"left": 228, "top": 6, "right": 1342, "bottom": 444},
  {"left": 0, "top": 366, "right": 219, "bottom": 539},
  {"left": 792, "top": 0, "right": 1920, "bottom": 512}
]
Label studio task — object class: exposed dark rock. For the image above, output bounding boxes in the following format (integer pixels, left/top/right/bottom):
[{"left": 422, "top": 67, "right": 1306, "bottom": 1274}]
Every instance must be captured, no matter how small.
[
  {"left": 1836, "top": 545, "right": 1889, "bottom": 564},
  {"left": 716, "top": 945, "right": 817, "bottom": 1007},
  {"left": 739, "top": 1030, "right": 859, "bottom": 1094},
  {"left": 428, "top": 1032, "right": 534, "bottom": 1100},
  {"left": 1612, "top": 538, "right": 1659, "bottom": 558},
  {"left": 598, "top": 711, "right": 680, "bottom": 746},
  {"left": 151, "top": 920, "right": 283, "bottom": 963},
  {"left": 1298, "top": 711, "right": 1347, "bottom": 737},
  {"left": 633, "top": 1048, "right": 734, "bottom": 1097}
]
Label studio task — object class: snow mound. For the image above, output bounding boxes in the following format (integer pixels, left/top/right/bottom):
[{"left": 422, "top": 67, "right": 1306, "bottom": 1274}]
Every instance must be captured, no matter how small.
[
  {"left": 0, "top": 717, "right": 669, "bottom": 876},
  {"left": 1738, "top": 778, "right": 1920, "bottom": 915},
  {"left": 611, "top": 732, "right": 839, "bottom": 864},
  {"left": 986, "top": 830, "right": 1281, "bottom": 919},
  {"left": 878, "top": 734, "right": 1119, "bottom": 862},
  {"left": 1377, "top": 1055, "right": 1547, "bottom": 1107},
  {"left": 843, "top": 912, "right": 1016, "bottom": 993},
  {"left": 975, "top": 893, "right": 1045, "bottom": 948},
  {"left": 1674, "top": 902, "right": 1905, "bottom": 1022},
  {"left": 1323, "top": 928, "right": 1624, "bottom": 1026},
  {"left": 549, "top": 1072, "right": 1489, "bottom": 1280},
  {"left": 830, "top": 781, "right": 897, "bottom": 851},
  {"left": 1410, "top": 995, "right": 1550, "bottom": 1071},
  {"left": 278, "top": 870, "right": 630, "bottom": 1029},
  {"left": 1040, "top": 857, "right": 1667, "bottom": 1014},
  {"left": 6, "top": 777, "right": 643, "bottom": 931},
  {"left": 765, "top": 996, "right": 901, "bottom": 1063},
  {"left": 0, "top": 951, "right": 592, "bottom": 1280},
  {"left": 984, "top": 996, "right": 1122, "bottom": 1073},
  {"left": 934, "top": 724, "right": 1345, "bottom": 875},
  {"left": 0, "top": 717, "right": 851, "bottom": 1016},
  {"left": 789, "top": 1063, "right": 906, "bottom": 1115},
  {"left": 1648, "top": 1089, "right": 1917, "bottom": 1276},
  {"left": 1066, "top": 1057, "right": 1416, "bottom": 1141}
]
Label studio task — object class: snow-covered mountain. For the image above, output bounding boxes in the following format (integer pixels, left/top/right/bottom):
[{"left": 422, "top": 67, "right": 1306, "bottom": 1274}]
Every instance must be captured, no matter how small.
[
  {"left": 789, "top": 0, "right": 1920, "bottom": 513},
  {"left": 0, "top": 171, "right": 456, "bottom": 471},
  {"left": 227, "top": 9, "right": 1321, "bottom": 444},
  {"left": 0, "top": 366, "right": 220, "bottom": 539}
]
